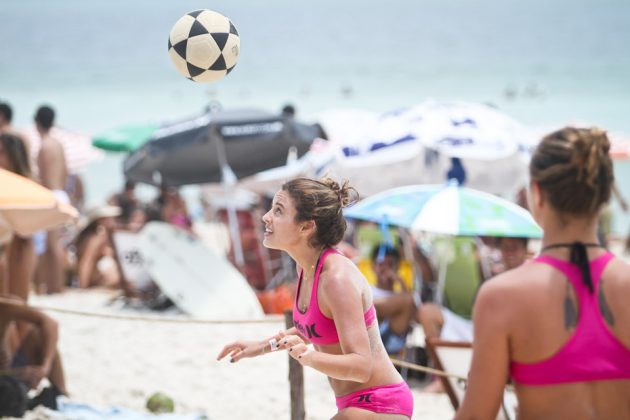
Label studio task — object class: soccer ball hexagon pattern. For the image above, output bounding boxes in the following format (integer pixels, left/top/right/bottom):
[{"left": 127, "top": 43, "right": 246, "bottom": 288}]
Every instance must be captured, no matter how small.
[{"left": 168, "top": 10, "right": 240, "bottom": 83}]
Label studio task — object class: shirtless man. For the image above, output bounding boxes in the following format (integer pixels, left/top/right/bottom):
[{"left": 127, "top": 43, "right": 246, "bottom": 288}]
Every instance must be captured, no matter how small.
[
  {"left": 0, "top": 296, "right": 67, "bottom": 396},
  {"left": 35, "top": 105, "right": 68, "bottom": 294}
]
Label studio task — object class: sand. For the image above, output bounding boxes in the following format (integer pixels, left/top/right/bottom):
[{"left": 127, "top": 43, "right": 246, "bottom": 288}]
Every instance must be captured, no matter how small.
[{"left": 27, "top": 290, "right": 454, "bottom": 420}]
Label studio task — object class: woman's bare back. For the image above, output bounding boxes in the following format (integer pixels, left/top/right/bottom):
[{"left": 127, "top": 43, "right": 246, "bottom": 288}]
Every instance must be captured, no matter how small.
[{"left": 505, "top": 255, "right": 630, "bottom": 419}]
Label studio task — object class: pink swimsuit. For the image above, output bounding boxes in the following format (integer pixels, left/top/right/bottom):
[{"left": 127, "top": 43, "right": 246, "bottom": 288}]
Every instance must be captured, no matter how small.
[
  {"left": 292, "top": 248, "right": 414, "bottom": 417},
  {"left": 292, "top": 248, "right": 376, "bottom": 345},
  {"left": 511, "top": 253, "right": 630, "bottom": 385}
]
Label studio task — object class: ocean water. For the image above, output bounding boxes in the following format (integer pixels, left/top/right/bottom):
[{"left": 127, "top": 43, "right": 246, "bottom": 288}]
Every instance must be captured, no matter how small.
[{"left": 1, "top": 0, "right": 629, "bottom": 232}]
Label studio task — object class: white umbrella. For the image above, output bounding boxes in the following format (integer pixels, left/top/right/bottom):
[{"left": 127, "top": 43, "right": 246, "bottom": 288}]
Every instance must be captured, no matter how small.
[
  {"left": 408, "top": 101, "right": 535, "bottom": 161},
  {"left": 237, "top": 104, "right": 531, "bottom": 199}
]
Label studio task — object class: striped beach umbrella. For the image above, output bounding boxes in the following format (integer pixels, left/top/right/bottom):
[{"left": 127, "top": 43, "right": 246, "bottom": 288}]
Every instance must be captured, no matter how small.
[
  {"left": 0, "top": 169, "right": 78, "bottom": 240},
  {"left": 344, "top": 183, "right": 542, "bottom": 238},
  {"left": 24, "top": 126, "right": 103, "bottom": 175}
]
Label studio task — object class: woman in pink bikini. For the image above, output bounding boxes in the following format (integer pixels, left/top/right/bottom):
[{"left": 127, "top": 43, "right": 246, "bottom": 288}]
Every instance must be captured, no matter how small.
[
  {"left": 456, "top": 127, "right": 630, "bottom": 419},
  {"left": 218, "top": 177, "right": 413, "bottom": 419}
]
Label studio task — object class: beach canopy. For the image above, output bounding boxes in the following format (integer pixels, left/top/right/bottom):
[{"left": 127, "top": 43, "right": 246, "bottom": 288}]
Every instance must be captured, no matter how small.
[
  {"left": 123, "top": 108, "right": 322, "bottom": 187},
  {"left": 344, "top": 183, "right": 542, "bottom": 238},
  {"left": 92, "top": 123, "right": 160, "bottom": 152},
  {"left": 0, "top": 168, "right": 78, "bottom": 240}
]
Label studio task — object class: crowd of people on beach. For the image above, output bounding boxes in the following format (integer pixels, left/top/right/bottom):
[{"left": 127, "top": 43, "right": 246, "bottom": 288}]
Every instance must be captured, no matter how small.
[
  {"left": 0, "top": 100, "right": 201, "bottom": 414},
  {"left": 1, "top": 97, "right": 630, "bottom": 418}
]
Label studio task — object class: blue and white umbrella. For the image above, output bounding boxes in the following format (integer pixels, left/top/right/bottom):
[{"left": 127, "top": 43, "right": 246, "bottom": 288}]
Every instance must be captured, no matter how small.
[
  {"left": 345, "top": 183, "right": 542, "bottom": 238},
  {"left": 238, "top": 105, "right": 532, "bottom": 198},
  {"left": 406, "top": 101, "right": 535, "bottom": 161}
]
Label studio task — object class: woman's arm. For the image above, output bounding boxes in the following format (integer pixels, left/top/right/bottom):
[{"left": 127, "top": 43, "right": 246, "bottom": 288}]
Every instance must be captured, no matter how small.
[
  {"left": 217, "top": 327, "right": 308, "bottom": 363},
  {"left": 3, "top": 303, "right": 59, "bottom": 378},
  {"left": 455, "top": 280, "right": 511, "bottom": 420},
  {"left": 285, "top": 264, "right": 373, "bottom": 383},
  {"left": 77, "top": 229, "right": 108, "bottom": 288}
]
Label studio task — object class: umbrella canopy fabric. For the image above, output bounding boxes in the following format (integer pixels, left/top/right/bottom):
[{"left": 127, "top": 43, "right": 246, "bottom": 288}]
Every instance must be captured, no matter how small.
[
  {"left": 0, "top": 169, "right": 78, "bottom": 240},
  {"left": 24, "top": 126, "right": 103, "bottom": 175},
  {"left": 238, "top": 105, "right": 528, "bottom": 198},
  {"left": 344, "top": 183, "right": 542, "bottom": 238},
  {"left": 407, "top": 101, "right": 535, "bottom": 161},
  {"left": 92, "top": 123, "right": 160, "bottom": 152},
  {"left": 123, "top": 109, "right": 322, "bottom": 187}
]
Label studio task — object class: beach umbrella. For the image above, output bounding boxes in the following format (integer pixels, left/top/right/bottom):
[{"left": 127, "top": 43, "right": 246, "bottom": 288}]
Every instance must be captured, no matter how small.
[
  {"left": 239, "top": 105, "right": 528, "bottom": 198},
  {"left": 24, "top": 126, "right": 103, "bottom": 175},
  {"left": 610, "top": 132, "right": 630, "bottom": 160},
  {"left": 344, "top": 183, "right": 542, "bottom": 238},
  {"left": 123, "top": 108, "right": 321, "bottom": 268},
  {"left": 0, "top": 168, "right": 78, "bottom": 241},
  {"left": 123, "top": 108, "right": 321, "bottom": 187},
  {"left": 92, "top": 122, "right": 160, "bottom": 152},
  {"left": 407, "top": 101, "right": 534, "bottom": 161}
]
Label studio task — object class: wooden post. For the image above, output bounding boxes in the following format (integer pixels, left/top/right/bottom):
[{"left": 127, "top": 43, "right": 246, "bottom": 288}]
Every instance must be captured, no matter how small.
[{"left": 284, "top": 310, "right": 305, "bottom": 420}]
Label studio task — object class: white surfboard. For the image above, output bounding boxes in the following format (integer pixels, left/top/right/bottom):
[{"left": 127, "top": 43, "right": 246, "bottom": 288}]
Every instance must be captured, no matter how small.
[{"left": 138, "top": 221, "right": 264, "bottom": 319}]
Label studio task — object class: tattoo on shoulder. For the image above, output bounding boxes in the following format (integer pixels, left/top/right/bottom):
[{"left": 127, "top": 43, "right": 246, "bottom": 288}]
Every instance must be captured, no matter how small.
[
  {"left": 598, "top": 280, "right": 615, "bottom": 326},
  {"left": 564, "top": 282, "right": 578, "bottom": 330}
]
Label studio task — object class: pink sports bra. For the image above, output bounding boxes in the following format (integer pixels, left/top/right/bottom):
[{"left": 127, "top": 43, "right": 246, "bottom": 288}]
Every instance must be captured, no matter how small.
[
  {"left": 292, "top": 248, "right": 377, "bottom": 346},
  {"left": 510, "top": 252, "right": 630, "bottom": 385}
]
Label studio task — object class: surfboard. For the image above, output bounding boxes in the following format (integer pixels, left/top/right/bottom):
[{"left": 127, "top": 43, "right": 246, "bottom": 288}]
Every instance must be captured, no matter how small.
[{"left": 138, "top": 221, "right": 264, "bottom": 319}]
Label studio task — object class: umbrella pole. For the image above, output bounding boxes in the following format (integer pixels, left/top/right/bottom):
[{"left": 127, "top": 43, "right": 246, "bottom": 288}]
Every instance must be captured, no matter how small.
[
  {"left": 435, "top": 253, "right": 447, "bottom": 306},
  {"left": 225, "top": 191, "right": 245, "bottom": 268},
  {"left": 210, "top": 125, "right": 245, "bottom": 269}
]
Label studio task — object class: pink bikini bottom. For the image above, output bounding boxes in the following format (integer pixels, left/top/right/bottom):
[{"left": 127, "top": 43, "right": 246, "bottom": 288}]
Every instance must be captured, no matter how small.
[{"left": 335, "top": 381, "right": 413, "bottom": 418}]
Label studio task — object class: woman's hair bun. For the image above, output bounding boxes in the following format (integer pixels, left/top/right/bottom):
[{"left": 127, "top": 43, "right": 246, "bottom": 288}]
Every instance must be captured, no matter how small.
[{"left": 320, "top": 177, "right": 359, "bottom": 208}]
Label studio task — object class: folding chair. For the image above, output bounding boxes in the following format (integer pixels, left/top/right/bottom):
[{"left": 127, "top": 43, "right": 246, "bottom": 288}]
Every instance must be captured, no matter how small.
[{"left": 425, "top": 338, "right": 517, "bottom": 420}]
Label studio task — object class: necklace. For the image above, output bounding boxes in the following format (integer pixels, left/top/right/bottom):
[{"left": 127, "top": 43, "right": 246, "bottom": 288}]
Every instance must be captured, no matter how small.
[
  {"left": 297, "top": 248, "right": 325, "bottom": 312},
  {"left": 539, "top": 241, "right": 605, "bottom": 294},
  {"left": 540, "top": 242, "right": 603, "bottom": 253}
]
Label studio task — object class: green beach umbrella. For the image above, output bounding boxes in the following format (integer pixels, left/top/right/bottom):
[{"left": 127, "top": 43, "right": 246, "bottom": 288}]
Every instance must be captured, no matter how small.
[
  {"left": 92, "top": 123, "right": 160, "bottom": 152},
  {"left": 344, "top": 183, "right": 542, "bottom": 238}
]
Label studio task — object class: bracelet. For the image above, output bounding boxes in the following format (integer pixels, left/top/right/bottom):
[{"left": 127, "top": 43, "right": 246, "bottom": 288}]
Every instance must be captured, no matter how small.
[{"left": 269, "top": 338, "right": 279, "bottom": 352}]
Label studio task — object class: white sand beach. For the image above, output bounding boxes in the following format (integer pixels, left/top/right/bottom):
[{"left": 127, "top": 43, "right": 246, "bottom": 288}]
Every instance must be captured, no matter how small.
[{"left": 27, "top": 290, "right": 454, "bottom": 420}]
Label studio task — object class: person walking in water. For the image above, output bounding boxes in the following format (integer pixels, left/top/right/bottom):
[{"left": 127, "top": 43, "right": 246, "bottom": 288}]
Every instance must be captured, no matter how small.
[
  {"left": 218, "top": 177, "right": 413, "bottom": 419},
  {"left": 456, "top": 127, "right": 630, "bottom": 419}
]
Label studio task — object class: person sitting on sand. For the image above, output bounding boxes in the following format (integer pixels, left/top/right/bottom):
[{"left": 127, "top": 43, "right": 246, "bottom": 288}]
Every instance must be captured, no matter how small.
[
  {"left": 218, "top": 177, "right": 414, "bottom": 419},
  {"left": 370, "top": 244, "right": 417, "bottom": 355},
  {"left": 0, "top": 295, "right": 68, "bottom": 398},
  {"left": 73, "top": 205, "right": 121, "bottom": 289}
]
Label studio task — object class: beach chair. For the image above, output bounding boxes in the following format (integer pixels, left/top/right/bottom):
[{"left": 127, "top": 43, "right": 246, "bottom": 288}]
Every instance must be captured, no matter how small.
[{"left": 425, "top": 338, "right": 517, "bottom": 420}]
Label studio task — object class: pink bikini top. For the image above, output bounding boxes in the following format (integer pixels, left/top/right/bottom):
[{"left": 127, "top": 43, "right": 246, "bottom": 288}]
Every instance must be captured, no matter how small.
[
  {"left": 292, "top": 248, "right": 377, "bottom": 346},
  {"left": 510, "top": 252, "right": 630, "bottom": 385}
]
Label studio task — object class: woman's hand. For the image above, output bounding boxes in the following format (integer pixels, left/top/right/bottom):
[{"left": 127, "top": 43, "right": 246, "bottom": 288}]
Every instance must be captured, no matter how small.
[
  {"left": 280, "top": 334, "right": 315, "bottom": 366},
  {"left": 216, "top": 340, "right": 264, "bottom": 363}
]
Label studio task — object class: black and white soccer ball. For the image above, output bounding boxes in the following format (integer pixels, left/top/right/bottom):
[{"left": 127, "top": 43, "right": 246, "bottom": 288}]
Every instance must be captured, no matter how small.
[{"left": 168, "top": 10, "right": 240, "bottom": 83}]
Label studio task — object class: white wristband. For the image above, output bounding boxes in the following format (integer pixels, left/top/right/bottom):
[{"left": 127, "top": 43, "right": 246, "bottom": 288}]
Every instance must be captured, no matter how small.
[{"left": 269, "top": 338, "right": 279, "bottom": 352}]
